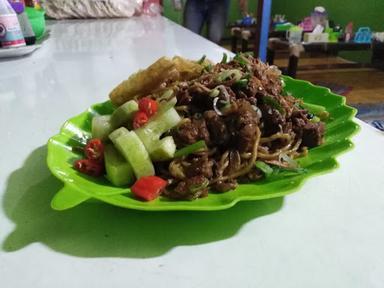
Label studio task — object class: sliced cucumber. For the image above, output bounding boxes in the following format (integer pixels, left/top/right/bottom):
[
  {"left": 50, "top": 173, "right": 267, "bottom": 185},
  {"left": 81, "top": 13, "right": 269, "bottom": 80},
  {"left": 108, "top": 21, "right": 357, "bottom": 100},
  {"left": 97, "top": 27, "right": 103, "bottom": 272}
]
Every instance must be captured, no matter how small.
[
  {"left": 151, "top": 136, "right": 176, "bottom": 161},
  {"left": 104, "top": 144, "right": 134, "bottom": 186},
  {"left": 108, "top": 125, "right": 127, "bottom": 143},
  {"left": 92, "top": 115, "right": 113, "bottom": 140},
  {"left": 110, "top": 100, "right": 139, "bottom": 128},
  {"left": 109, "top": 127, "right": 155, "bottom": 178},
  {"left": 135, "top": 107, "right": 181, "bottom": 153},
  {"left": 158, "top": 97, "right": 177, "bottom": 113}
]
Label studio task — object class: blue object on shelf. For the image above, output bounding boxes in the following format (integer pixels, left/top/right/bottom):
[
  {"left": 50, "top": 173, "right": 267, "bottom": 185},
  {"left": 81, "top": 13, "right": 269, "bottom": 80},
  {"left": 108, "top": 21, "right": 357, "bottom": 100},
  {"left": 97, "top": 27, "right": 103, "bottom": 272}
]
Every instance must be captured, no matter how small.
[
  {"left": 354, "top": 27, "right": 372, "bottom": 43},
  {"left": 241, "top": 16, "right": 255, "bottom": 26}
]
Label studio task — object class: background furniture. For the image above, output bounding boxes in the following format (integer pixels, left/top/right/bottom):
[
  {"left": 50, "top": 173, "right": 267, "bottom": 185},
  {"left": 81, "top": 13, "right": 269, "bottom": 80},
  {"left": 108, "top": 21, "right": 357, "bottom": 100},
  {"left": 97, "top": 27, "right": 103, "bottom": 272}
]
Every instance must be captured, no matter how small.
[
  {"left": 267, "top": 38, "right": 373, "bottom": 77},
  {"left": 230, "top": 25, "right": 285, "bottom": 53}
]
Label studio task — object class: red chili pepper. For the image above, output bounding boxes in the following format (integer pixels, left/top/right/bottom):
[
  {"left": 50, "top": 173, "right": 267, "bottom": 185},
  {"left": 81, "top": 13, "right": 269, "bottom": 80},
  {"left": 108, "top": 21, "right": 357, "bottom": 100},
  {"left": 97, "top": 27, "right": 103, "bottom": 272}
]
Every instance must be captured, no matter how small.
[
  {"left": 74, "top": 159, "right": 104, "bottom": 177},
  {"left": 131, "top": 176, "right": 168, "bottom": 201},
  {"left": 133, "top": 111, "right": 149, "bottom": 129},
  {"left": 84, "top": 138, "right": 104, "bottom": 162},
  {"left": 138, "top": 97, "right": 158, "bottom": 117}
]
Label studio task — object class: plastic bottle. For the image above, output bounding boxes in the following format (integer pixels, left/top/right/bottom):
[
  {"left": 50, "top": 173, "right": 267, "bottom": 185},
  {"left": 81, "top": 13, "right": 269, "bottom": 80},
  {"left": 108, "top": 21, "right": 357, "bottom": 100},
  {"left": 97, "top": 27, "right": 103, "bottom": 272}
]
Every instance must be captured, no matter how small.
[
  {"left": 9, "top": 0, "right": 35, "bottom": 45},
  {"left": 0, "top": 0, "right": 26, "bottom": 48},
  {"left": 345, "top": 22, "right": 353, "bottom": 42},
  {"left": 142, "top": 0, "right": 162, "bottom": 16}
]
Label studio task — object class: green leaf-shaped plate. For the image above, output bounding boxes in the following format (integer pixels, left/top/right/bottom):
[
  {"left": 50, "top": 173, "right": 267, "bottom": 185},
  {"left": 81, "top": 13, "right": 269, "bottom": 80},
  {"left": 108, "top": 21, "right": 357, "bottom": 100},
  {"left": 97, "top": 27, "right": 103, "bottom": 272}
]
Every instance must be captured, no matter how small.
[{"left": 47, "top": 77, "right": 359, "bottom": 211}]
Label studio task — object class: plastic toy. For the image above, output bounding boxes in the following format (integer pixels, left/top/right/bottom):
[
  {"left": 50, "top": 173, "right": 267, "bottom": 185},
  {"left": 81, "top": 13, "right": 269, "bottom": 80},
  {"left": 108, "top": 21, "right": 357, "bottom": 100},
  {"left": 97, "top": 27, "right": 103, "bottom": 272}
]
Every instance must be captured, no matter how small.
[
  {"left": 325, "top": 27, "right": 339, "bottom": 43},
  {"left": 274, "top": 22, "right": 293, "bottom": 31},
  {"left": 241, "top": 15, "right": 256, "bottom": 26},
  {"left": 354, "top": 27, "right": 372, "bottom": 44},
  {"left": 272, "top": 14, "right": 286, "bottom": 26},
  {"left": 299, "top": 17, "right": 313, "bottom": 32},
  {"left": 286, "top": 26, "right": 303, "bottom": 43},
  {"left": 311, "top": 6, "right": 328, "bottom": 28},
  {"left": 344, "top": 22, "right": 353, "bottom": 42}
]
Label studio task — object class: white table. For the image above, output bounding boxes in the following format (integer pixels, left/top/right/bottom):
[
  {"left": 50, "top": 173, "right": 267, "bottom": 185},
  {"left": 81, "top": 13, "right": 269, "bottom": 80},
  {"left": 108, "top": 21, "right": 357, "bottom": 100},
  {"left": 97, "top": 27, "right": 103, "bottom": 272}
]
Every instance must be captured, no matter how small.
[{"left": 1, "top": 17, "right": 384, "bottom": 288}]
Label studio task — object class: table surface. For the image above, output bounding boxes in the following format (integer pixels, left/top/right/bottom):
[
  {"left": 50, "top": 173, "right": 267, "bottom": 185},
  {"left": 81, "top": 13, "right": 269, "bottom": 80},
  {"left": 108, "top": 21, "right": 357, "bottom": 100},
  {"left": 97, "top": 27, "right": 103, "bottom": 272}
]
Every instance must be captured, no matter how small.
[{"left": 1, "top": 17, "right": 384, "bottom": 288}]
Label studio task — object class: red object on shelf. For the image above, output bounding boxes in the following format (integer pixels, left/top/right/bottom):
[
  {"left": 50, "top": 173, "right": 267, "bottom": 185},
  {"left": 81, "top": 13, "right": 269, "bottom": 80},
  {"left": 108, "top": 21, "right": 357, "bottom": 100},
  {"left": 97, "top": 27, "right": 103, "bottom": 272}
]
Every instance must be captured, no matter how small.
[{"left": 345, "top": 22, "right": 354, "bottom": 42}]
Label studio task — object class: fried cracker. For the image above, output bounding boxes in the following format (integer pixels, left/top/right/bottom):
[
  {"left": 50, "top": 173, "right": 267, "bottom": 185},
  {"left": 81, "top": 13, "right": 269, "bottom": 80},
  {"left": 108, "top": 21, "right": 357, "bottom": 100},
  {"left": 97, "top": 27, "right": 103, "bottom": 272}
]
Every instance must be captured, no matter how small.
[
  {"left": 109, "top": 57, "right": 177, "bottom": 106},
  {"left": 172, "top": 56, "right": 204, "bottom": 80},
  {"left": 109, "top": 56, "right": 205, "bottom": 106}
]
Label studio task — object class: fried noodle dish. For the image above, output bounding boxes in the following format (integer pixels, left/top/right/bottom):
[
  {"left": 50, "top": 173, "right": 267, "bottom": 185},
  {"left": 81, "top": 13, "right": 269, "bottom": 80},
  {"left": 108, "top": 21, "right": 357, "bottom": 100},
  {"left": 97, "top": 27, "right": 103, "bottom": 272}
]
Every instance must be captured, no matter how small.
[{"left": 79, "top": 54, "right": 326, "bottom": 201}]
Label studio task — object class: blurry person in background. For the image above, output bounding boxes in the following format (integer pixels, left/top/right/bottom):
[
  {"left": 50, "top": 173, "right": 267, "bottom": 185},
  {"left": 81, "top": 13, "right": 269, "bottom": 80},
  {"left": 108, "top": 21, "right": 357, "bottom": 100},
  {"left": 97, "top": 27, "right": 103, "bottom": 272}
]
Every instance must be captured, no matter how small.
[{"left": 174, "top": 0, "right": 248, "bottom": 44}]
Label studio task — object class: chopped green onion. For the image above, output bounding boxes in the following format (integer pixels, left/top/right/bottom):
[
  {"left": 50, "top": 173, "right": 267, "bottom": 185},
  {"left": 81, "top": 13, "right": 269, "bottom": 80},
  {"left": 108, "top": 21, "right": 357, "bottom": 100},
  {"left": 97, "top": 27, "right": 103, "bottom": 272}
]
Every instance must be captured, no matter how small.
[
  {"left": 301, "top": 102, "right": 325, "bottom": 114},
  {"left": 261, "top": 165, "right": 308, "bottom": 181},
  {"left": 221, "top": 53, "right": 228, "bottom": 64},
  {"left": 243, "top": 73, "right": 251, "bottom": 80},
  {"left": 310, "top": 116, "right": 321, "bottom": 123},
  {"left": 174, "top": 140, "right": 207, "bottom": 158},
  {"left": 158, "top": 90, "right": 176, "bottom": 112},
  {"left": 301, "top": 102, "right": 329, "bottom": 120},
  {"left": 216, "top": 69, "right": 242, "bottom": 82},
  {"left": 197, "top": 55, "right": 206, "bottom": 64},
  {"left": 233, "top": 54, "right": 248, "bottom": 66},
  {"left": 263, "top": 95, "right": 284, "bottom": 114},
  {"left": 189, "top": 177, "right": 209, "bottom": 193},
  {"left": 234, "top": 78, "right": 249, "bottom": 88},
  {"left": 282, "top": 90, "right": 292, "bottom": 97},
  {"left": 280, "top": 153, "right": 298, "bottom": 169},
  {"left": 255, "top": 161, "right": 273, "bottom": 176},
  {"left": 209, "top": 88, "right": 220, "bottom": 97},
  {"left": 243, "top": 51, "right": 254, "bottom": 57},
  {"left": 159, "top": 89, "right": 174, "bottom": 100},
  {"left": 219, "top": 101, "right": 233, "bottom": 114},
  {"left": 203, "top": 64, "right": 213, "bottom": 72},
  {"left": 272, "top": 167, "right": 308, "bottom": 177},
  {"left": 319, "top": 111, "right": 329, "bottom": 120}
]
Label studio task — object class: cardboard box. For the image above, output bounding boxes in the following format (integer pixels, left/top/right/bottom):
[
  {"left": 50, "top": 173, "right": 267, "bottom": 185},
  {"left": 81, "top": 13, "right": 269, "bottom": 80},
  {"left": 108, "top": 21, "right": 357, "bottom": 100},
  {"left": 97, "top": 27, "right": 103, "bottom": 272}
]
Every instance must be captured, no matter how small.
[{"left": 304, "top": 33, "right": 329, "bottom": 43}]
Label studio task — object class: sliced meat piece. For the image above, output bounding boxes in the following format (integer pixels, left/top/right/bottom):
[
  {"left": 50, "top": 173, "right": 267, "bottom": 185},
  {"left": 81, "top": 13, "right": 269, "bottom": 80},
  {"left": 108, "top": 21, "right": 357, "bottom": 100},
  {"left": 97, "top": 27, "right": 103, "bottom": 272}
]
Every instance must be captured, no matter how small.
[
  {"left": 292, "top": 116, "right": 307, "bottom": 136},
  {"left": 244, "top": 77, "right": 263, "bottom": 99},
  {"left": 238, "top": 123, "right": 257, "bottom": 152},
  {"left": 203, "top": 110, "right": 230, "bottom": 145},
  {"left": 302, "top": 122, "right": 325, "bottom": 148},
  {"left": 167, "top": 176, "right": 209, "bottom": 200},
  {"left": 176, "top": 117, "right": 211, "bottom": 145},
  {"left": 185, "top": 156, "right": 214, "bottom": 178},
  {"left": 291, "top": 109, "right": 325, "bottom": 148},
  {"left": 260, "top": 104, "right": 285, "bottom": 136},
  {"left": 176, "top": 88, "right": 192, "bottom": 105},
  {"left": 176, "top": 120, "right": 199, "bottom": 144},
  {"left": 227, "top": 99, "right": 259, "bottom": 152}
]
